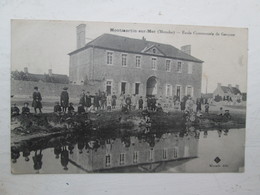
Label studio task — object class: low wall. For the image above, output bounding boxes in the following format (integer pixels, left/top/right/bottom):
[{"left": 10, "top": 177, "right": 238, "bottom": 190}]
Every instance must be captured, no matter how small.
[{"left": 11, "top": 79, "right": 103, "bottom": 99}]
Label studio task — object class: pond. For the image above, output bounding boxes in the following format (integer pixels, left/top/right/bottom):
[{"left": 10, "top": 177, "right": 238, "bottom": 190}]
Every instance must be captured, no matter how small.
[{"left": 11, "top": 127, "right": 245, "bottom": 174}]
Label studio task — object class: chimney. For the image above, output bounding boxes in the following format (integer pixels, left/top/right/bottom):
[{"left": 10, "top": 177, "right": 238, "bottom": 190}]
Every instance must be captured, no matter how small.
[
  {"left": 228, "top": 84, "right": 232, "bottom": 88},
  {"left": 142, "top": 36, "right": 146, "bottom": 41},
  {"left": 181, "top": 45, "right": 191, "bottom": 55},
  {"left": 24, "top": 67, "right": 28, "bottom": 74},
  {"left": 77, "top": 24, "right": 86, "bottom": 49},
  {"left": 217, "top": 83, "right": 221, "bottom": 88},
  {"left": 48, "top": 69, "right": 52, "bottom": 76},
  {"left": 235, "top": 84, "right": 239, "bottom": 89}
]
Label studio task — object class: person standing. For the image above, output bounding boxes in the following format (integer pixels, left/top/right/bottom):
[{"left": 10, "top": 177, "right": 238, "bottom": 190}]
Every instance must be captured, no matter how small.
[
  {"left": 32, "top": 87, "right": 42, "bottom": 113},
  {"left": 125, "top": 94, "right": 132, "bottom": 111},
  {"left": 131, "top": 94, "right": 137, "bottom": 110},
  {"left": 79, "top": 89, "right": 86, "bottom": 107},
  {"left": 60, "top": 87, "right": 69, "bottom": 113},
  {"left": 85, "top": 91, "right": 92, "bottom": 111},
  {"left": 100, "top": 92, "right": 107, "bottom": 110},
  {"left": 138, "top": 96, "right": 144, "bottom": 110},
  {"left": 94, "top": 92, "right": 100, "bottom": 111},
  {"left": 196, "top": 98, "right": 202, "bottom": 112},
  {"left": 107, "top": 94, "right": 112, "bottom": 111},
  {"left": 112, "top": 92, "right": 117, "bottom": 109},
  {"left": 119, "top": 92, "right": 125, "bottom": 109},
  {"left": 205, "top": 103, "right": 209, "bottom": 114}
]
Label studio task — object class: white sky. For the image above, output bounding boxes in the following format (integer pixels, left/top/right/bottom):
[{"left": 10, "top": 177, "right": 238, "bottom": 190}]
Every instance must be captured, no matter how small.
[{"left": 11, "top": 20, "right": 248, "bottom": 93}]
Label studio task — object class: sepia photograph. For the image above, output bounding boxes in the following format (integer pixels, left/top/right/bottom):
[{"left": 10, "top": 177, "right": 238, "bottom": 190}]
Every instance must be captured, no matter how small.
[{"left": 10, "top": 20, "right": 247, "bottom": 174}]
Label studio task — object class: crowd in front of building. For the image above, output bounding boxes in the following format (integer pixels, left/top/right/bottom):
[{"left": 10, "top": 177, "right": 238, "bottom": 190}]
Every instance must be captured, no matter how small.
[{"left": 11, "top": 85, "right": 233, "bottom": 120}]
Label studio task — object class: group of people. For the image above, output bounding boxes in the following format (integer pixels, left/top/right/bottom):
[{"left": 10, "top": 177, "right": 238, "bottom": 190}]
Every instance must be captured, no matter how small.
[{"left": 11, "top": 86, "right": 232, "bottom": 119}]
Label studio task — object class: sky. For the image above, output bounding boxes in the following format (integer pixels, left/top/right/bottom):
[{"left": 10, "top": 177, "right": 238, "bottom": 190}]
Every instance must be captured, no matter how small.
[{"left": 11, "top": 20, "right": 248, "bottom": 93}]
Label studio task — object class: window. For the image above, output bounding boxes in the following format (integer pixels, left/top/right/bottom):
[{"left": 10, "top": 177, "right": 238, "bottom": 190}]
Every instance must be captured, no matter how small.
[
  {"left": 136, "top": 56, "right": 141, "bottom": 68},
  {"left": 173, "top": 147, "right": 178, "bottom": 158},
  {"left": 166, "top": 60, "right": 171, "bottom": 72},
  {"left": 121, "top": 82, "right": 126, "bottom": 94},
  {"left": 122, "top": 54, "right": 127, "bottom": 67},
  {"left": 135, "top": 83, "right": 140, "bottom": 95},
  {"left": 186, "top": 86, "right": 193, "bottom": 96},
  {"left": 166, "top": 84, "right": 172, "bottom": 96},
  {"left": 105, "top": 154, "right": 111, "bottom": 167},
  {"left": 153, "top": 48, "right": 156, "bottom": 53},
  {"left": 133, "top": 151, "right": 138, "bottom": 163},
  {"left": 177, "top": 62, "right": 182, "bottom": 73},
  {"left": 119, "top": 153, "right": 125, "bottom": 165},
  {"left": 163, "top": 148, "right": 167, "bottom": 160},
  {"left": 106, "top": 80, "right": 112, "bottom": 95},
  {"left": 152, "top": 58, "right": 157, "bottom": 70},
  {"left": 188, "top": 63, "right": 193, "bottom": 74},
  {"left": 106, "top": 51, "right": 113, "bottom": 65}
]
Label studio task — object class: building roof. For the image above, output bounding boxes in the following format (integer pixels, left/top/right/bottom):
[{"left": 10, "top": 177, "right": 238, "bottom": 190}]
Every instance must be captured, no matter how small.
[
  {"left": 69, "top": 33, "right": 203, "bottom": 63},
  {"left": 220, "top": 86, "right": 241, "bottom": 95}
]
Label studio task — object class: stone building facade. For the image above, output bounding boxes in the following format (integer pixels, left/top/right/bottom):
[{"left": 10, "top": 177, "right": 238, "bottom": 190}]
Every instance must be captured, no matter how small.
[{"left": 69, "top": 24, "right": 203, "bottom": 99}]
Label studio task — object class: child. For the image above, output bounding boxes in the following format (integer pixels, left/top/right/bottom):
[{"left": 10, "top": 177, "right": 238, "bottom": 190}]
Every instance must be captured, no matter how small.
[
  {"left": 205, "top": 103, "right": 209, "bottom": 114},
  {"left": 107, "top": 94, "right": 112, "bottom": 111},
  {"left": 77, "top": 103, "right": 85, "bottom": 114},
  {"left": 54, "top": 102, "right": 62, "bottom": 114},
  {"left": 22, "top": 102, "right": 30, "bottom": 115},
  {"left": 138, "top": 96, "right": 144, "bottom": 110},
  {"left": 11, "top": 103, "right": 20, "bottom": 116},
  {"left": 224, "top": 110, "right": 231, "bottom": 120},
  {"left": 68, "top": 102, "right": 75, "bottom": 115},
  {"left": 156, "top": 103, "right": 163, "bottom": 113}
]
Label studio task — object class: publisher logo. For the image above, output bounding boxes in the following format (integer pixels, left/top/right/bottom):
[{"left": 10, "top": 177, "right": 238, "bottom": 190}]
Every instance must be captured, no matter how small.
[{"left": 214, "top": 157, "right": 221, "bottom": 164}]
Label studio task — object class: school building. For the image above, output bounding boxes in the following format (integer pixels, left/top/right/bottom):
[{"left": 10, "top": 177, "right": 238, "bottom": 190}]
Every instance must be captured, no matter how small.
[
  {"left": 68, "top": 24, "right": 203, "bottom": 99},
  {"left": 69, "top": 133, "right": 198, "bottom": 172}
]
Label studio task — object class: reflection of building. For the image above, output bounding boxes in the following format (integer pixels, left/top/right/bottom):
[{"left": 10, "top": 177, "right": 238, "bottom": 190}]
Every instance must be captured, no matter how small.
[
  {"left": 213, "top": 83, "right": 242, "bottom": 101},
  {"left": 69, "top": 133, "right": 198, "bottom": 172},
  {"left": 68, "top": 24, "right": 203, "bottom": 99}
]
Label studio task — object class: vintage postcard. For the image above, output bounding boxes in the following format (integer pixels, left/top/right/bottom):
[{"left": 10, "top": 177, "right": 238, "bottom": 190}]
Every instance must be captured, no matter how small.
[{"left": 11, "top": 20, "right": 247, "bottom": 173}]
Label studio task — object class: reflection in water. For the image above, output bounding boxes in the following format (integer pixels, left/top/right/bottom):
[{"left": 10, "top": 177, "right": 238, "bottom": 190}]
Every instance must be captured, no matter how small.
[{"left": 11, "top": 122, "right": 237, "bottom": 173}]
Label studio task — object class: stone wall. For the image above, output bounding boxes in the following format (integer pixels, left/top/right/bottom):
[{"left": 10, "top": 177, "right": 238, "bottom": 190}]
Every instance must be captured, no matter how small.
[{"left": 11, "top": 79, "right": 103, "bottom": 99}]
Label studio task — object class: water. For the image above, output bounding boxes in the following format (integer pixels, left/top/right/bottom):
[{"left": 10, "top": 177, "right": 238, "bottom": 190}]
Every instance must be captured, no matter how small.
[{"left": 11, "top": 127, "right": 245, "bottom": 174}]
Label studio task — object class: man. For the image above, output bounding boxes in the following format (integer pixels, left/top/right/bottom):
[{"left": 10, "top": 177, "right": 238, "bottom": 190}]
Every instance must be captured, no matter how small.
[
  {"left": 11, "top": 103, "right": 20, "bottom": 116},
  {"left": 138, "top": 96, "right": 144, "bottom": 110},
  {"left": 79, "top": 90, "right": 86, "bottom": 107},
  {"left": 112, "top": 92, "right": 117, "bottom": 109},
  {"left": 85, "top": 91, "right": 92, "bottom": 110},
  {"left": 60, "top": 87, "right": 69, "bottom": 113},
  {"left": 32, "top": 87, "right": 42, "bottom": 113},
  {"left": 21, "top": 102, "right": 30, "bottom": 115}
]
